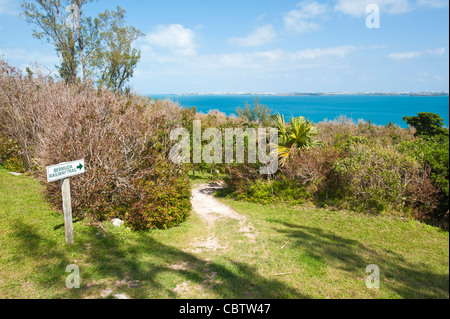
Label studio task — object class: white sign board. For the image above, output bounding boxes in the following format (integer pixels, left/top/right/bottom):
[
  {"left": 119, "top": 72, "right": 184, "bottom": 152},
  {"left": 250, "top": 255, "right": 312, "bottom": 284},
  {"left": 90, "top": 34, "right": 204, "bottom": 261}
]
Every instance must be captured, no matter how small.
[{"left": 46, "top": 159, "right": 85, "bottom": 183}]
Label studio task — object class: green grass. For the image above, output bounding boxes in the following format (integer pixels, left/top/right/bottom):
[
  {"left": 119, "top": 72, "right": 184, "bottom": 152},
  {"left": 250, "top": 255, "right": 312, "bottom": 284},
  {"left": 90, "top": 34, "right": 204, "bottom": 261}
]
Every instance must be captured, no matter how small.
[
  {"left": 216, "top": 198, "right": 449, "bottom": 298},
  {"left": 0, "top": 167, "right": 448, "bottom": 299},
  {"left": 187, "top": 169, "right": 226, "bottom": 186}
]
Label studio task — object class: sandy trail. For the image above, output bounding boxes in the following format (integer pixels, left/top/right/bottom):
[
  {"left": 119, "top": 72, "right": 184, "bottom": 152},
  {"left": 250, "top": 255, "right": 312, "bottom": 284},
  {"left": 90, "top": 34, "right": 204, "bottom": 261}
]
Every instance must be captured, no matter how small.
[
  {"left": 188, "top": 183, "right": 256, "bottom": 253},
  {"left": 173, "top": 183, "right": 257, "bottom": 297}
]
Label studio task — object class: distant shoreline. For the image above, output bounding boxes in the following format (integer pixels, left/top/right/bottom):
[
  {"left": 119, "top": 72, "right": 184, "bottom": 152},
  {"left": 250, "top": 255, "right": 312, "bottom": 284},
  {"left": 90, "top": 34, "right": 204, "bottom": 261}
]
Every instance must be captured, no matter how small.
[
  {"left": 152, "top": 92, "right": 449, "bottom": 97},
  {"left": 147, "top": 93, "right": 449, "bottom": 128}
]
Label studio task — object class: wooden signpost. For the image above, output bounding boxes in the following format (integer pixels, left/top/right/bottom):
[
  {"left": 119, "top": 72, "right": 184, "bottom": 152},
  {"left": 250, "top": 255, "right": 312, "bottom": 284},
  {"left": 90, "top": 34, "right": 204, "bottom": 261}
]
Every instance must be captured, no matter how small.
[{"left": 46, "top": 159, "right": 85, "bottom": 245}]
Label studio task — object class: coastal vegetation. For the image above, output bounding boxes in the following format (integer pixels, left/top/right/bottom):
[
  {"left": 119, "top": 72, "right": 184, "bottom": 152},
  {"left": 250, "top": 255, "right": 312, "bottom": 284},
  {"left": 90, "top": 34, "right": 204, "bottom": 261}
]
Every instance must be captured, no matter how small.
[
  {"left": 0, "top": 0, "right": 448, "bottom": 300},
  {"left": 1, "top": 58, "right": 449, "bottom": 230},
  {"left": 216, "top": 108, "right": 449, "bottom": 230}
]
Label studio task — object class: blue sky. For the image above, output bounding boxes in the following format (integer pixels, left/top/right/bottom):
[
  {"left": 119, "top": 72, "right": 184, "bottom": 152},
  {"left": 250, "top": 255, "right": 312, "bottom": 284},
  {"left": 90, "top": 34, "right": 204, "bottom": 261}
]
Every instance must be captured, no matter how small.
[{"left": 0, "top": 0, "right": 449, "bottom": 94}]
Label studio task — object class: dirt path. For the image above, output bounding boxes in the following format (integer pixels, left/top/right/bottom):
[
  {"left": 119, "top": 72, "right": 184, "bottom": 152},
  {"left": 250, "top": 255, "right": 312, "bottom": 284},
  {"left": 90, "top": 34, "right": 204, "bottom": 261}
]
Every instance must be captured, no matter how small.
[
  {"left": 172, "top": 183, "right": 257, "bottom": 297},
  {"left": 187, "top": 183, "right": 256, "bottom": 253}
]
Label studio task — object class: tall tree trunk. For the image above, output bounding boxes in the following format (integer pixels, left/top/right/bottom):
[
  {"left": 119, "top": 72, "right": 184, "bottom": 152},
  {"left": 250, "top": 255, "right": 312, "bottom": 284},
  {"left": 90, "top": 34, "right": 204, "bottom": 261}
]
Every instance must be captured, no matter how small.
[
  {"left": 74, "top": 0, "right": 86, "bottom": 83},
  {"left": 76, "top": 30, "right": 86, "bottom": 83}
]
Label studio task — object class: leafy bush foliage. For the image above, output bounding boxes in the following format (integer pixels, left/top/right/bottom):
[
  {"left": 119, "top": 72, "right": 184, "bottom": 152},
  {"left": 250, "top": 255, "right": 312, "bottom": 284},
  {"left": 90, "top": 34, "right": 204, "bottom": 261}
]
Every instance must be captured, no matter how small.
[
  {"left": 0, "top": 136, "right": 23, "bottom": 172},
  {"left": 403, "top": 112, "right": 448, "bottom": 137},
  {"left": 332, "top": 142, "right": 439, "bottom": 217},
  {"left": 274, "top": 114, "right": 323, "bottom": 166},
  {"left": 124, "top": 157, "right": 191, "bottom": 230},
  {"left": 222, "top": 169, "right": 310, "bottom": 205},
  {"left": 235, "top": 98, "right": 273, "bottom": 126},
  {"left": 397, "top": 134, "right": 449, "bottom": 227},
  {"left": 316, "top": 117, "right": 416, "bottom": 149},
  {"left": 281, "top": 146, "right": 341, "bottom": 193}
]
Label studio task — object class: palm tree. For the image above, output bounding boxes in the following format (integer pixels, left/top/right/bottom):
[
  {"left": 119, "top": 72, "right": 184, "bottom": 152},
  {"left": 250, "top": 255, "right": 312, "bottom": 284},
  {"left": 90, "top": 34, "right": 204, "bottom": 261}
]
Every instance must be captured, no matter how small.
[{"left": 273, "top": 114, "right": 323, "bottom": 166}]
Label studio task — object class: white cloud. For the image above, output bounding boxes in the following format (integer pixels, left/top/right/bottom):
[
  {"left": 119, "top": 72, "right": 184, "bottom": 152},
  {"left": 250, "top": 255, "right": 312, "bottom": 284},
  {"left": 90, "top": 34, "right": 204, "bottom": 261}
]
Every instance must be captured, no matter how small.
[
  {"left": 138, "top": 45, "right": 358, "bottom": 74},
  {"left": 417, "top": 0, "right": 449, "bottom": 8},
  {"left": 255, "top": 13, "right": 267, "bottom": 22},
  {"left": 133, "top": 44, "right": 360, "bottom": 93},
  {"left": 0, "top": 48, "right": 58, "bottom": 64},
  {"left": 229, "top": 24, "right": 277, "bottom": 47},
  {"left": 285, "top": 19, "right": 321, "bottom": 33},
  {"left": 283, "top": 1, "right": 328, "bottom": 33},
  {"left": 335, "top": 0, "right": 448, "bottom": 16},
  {"left": 289, "top": 45, "right": 358, "bottom": 60},
  {"left": 0, "top": 48, "right": 59, "bottom": 72},
  {"left": 388, "top": 48, "right": 446, "bottom": 60},
  {"left": 335, "top": 0, "right": 411, "bottom": 16},
  {"left": 144, "top": 24, "right": 197, "bottom": 56},
  {"left": 388, "top": 51, "right": 422, "bottom": 60},
  {"left": 427, "top": 47, "right": 446, "bottom": 56}
]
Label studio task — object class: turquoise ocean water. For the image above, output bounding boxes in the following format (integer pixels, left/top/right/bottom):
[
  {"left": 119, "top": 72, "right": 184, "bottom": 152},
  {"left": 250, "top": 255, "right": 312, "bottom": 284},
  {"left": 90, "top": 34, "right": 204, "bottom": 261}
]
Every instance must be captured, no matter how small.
[{"left": 148, "top": 94, "right": 449, "bottom": 128}]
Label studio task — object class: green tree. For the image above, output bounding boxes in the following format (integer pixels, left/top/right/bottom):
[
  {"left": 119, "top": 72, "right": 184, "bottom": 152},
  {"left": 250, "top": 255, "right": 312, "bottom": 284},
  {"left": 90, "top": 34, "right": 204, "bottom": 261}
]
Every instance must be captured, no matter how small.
[
  {"left": 89, "top": 7, "right": 143, "bottom": 92},
  {"left": 403, "top": 112, "right": 448, "bottom": 137},
  {"left": 21, "top": 1, "right": 143, "bottom": 91},
  {"left": 236, "top": 98, "right": 272, "bottom": 126},
  {"left": 21, "top": 0, "right": 86, "bottom": 83}
]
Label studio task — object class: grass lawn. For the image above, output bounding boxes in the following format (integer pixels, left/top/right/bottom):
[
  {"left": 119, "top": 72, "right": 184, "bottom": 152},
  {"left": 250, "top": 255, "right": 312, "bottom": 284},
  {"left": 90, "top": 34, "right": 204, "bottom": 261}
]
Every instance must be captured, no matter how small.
[
  {"left": 218, "top": 198, "right": 449, "bottom": 298},
  {"left": 0, "top": 167, "right": 448, "bottom": 299}
]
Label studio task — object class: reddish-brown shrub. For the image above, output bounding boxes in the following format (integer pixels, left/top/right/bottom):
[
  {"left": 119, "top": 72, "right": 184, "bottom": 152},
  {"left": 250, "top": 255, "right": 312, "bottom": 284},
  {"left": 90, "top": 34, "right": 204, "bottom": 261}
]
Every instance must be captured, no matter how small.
[
  {"left": 281, "top": 146, "right": 341, "bottom": 193},
  {"left": 0, "top": 60, "right": 191, "bottom": 230}
]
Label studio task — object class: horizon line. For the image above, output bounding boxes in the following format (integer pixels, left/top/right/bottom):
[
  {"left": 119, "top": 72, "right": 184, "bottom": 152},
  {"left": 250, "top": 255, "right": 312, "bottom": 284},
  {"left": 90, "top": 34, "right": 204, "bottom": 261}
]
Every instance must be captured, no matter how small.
[{"left": 145, "top": 91, "right": 450, "bottom": 96}]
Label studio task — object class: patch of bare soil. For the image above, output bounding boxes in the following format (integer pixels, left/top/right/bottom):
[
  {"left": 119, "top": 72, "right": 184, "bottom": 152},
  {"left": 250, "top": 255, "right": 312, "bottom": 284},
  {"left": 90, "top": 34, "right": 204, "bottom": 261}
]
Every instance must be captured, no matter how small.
[
  {"left": 189, "top": 183, "right": 256, "bottom": 251},
  {"left": 172, "top": 183, "right": 257, "bottom": 297}
]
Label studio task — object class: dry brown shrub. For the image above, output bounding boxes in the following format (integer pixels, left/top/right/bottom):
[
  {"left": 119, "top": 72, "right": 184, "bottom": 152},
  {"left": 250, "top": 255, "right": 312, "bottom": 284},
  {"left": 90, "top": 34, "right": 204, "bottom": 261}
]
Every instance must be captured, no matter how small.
[
  {"left": 195, "top": 109, "right": 247, "bottom": 128},
  {"left": 280, "top": 146, "right": 341, "bottom": 193},
  {"left": 0, "top": 60, "right": 190, "bottom": 228},
  {"left": 316, "top": 116, "right": 416, "bottom": 147}
]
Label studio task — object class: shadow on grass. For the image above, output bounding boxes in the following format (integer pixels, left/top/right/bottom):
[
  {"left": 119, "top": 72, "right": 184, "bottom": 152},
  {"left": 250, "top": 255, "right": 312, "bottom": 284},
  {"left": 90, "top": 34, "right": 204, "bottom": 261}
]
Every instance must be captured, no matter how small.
[
  {"left": 9, "top": 219, "right": 78, "bottom": 297},
  {"left": 53, "top": 218, "right": 83, "bottom": 231},
  {"left": 10, "top": 218, "right": 306, "bottom": 299},
  {"left": 275, "top": 222, "right": 449, "bottom": 299}
]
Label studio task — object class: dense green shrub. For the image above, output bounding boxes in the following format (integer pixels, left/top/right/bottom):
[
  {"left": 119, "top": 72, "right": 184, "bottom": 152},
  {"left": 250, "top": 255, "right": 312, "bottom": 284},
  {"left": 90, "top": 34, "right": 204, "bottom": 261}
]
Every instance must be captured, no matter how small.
[
  {"left": 124, "top": 157, "right": 191, "bottom": 230},
  {"left": 397, "top": 134, "right": 449, "bottom": 196},
  {"left": 403, "top": 112, "right": 448, "bottom": 137},
  {"left": 397, "top": 134, "right": 449, "bottom": 227},
  {"left": 235, "top": 98, "right": 273, "bottom": 126},
  {"left": 0, "top": 136, "right": 23, "bottom": 172},
  {"left": 224, "top": 177, "right": 310, "bottom": 205},
  {"left": 316, "top": 117, "right": 416, "bottom": 148},
  {"left": 332, "top": 142, "right": 439, "bottom": 217}
]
